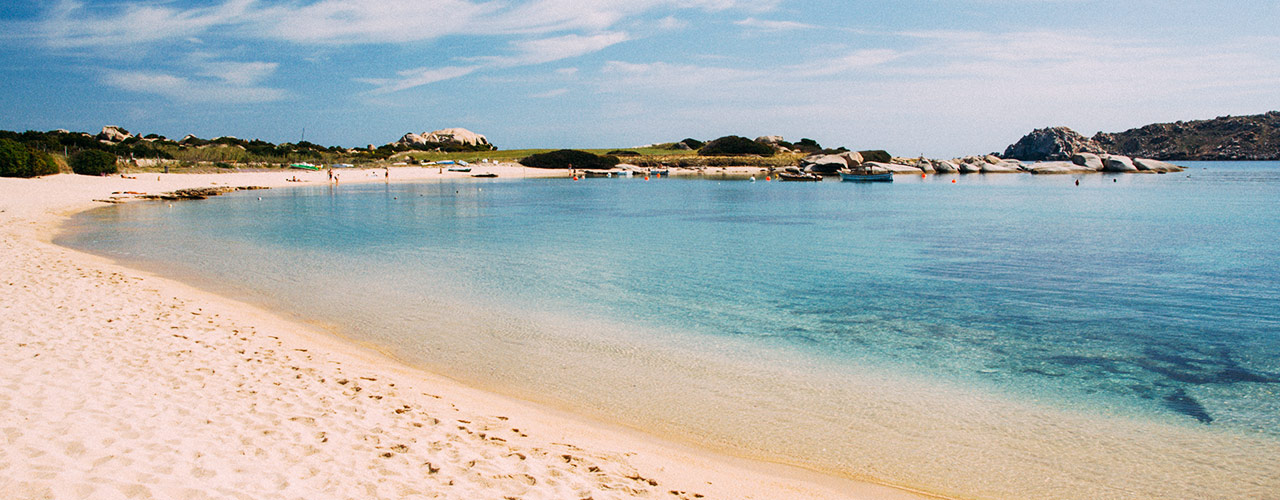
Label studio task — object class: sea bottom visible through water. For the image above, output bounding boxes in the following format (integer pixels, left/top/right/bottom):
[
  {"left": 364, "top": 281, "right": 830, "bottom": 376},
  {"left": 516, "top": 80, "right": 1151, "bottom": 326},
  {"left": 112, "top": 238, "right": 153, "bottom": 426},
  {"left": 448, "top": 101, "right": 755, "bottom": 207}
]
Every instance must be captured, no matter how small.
[{"left": 59, "top": 163, "right": 1280, "bottom": 499}]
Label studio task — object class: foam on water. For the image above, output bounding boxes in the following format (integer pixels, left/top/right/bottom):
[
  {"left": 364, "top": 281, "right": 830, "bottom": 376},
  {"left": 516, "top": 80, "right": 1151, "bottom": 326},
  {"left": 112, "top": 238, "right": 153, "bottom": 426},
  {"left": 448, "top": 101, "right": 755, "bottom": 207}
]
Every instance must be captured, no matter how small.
[{"left": 59, "top": 163, "right": 1280, "bottom": 498}]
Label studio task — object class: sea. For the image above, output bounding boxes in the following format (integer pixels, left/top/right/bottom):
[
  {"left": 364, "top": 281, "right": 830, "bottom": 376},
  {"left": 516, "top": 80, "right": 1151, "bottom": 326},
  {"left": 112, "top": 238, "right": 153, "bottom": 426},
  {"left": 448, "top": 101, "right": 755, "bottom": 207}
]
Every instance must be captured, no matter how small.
[{"left": 58, "top": 161, "right": 1280, "bottom": 499}]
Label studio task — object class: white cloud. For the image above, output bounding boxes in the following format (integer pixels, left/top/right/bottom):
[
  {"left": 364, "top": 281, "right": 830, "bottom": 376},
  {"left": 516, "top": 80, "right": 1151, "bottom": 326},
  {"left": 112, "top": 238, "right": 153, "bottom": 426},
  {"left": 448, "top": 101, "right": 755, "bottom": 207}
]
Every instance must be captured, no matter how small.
[
  {"left": 531, "top": 88, "right": 569, "bottom": 98},
  {"left": 655, "top": 16, "right": 689, "bottom": 30},
  {"left": 38, "top": 0, "right": 252, "bottom": 49},
  {"left": 497, "top": 32, "right": 631, "bottom": 66},
  {"left": 104, "top": 70, "right": 286, "bottom": 104},
  {"left": 363, "top": 32, "right": 629, "bottom": 93},
  {"left": 734, "top": 17, "right": 815, "bottom": 31},
  {"left": 37, "top": 0, "right": 777, "bottom": 48},
  {"left": 789, "top": 49, "right": 901, "bottom": 76},
  {"left": 102, "top": 55, "right": 286, "bottom": 103},
  {"left": 356, "top": 66, "right": 482, "bottom": 94},
  {"left": 197, "top": 61, "right": 280, "bottom": 86}
]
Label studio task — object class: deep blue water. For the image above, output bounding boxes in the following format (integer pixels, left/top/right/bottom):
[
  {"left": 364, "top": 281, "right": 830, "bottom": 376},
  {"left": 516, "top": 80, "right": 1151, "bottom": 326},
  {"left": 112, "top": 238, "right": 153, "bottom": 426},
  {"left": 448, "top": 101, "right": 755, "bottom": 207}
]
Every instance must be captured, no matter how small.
[{"left": 61, "top": 162, "right": 1280, "bottom": 435}]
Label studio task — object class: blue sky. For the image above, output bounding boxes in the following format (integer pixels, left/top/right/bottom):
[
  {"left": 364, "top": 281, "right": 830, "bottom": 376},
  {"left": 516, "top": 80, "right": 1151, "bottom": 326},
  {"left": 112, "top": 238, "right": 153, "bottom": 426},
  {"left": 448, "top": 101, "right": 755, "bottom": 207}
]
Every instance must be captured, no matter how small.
[{"left": 2, "top": 0, "right": 1278, "bottom": 156}]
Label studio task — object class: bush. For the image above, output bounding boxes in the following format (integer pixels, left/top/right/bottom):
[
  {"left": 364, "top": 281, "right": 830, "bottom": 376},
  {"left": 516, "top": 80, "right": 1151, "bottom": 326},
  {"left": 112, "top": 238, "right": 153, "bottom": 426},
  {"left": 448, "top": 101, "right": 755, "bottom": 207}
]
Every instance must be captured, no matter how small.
[
  {"left": 606, "top": 150, "right": 641, "bottom": 157},
  {"left": 70, "top": 150, "right": 118, "bottom": 175},
  {"left": 698, "top": 135, "right": 775, "bottom": 157},
  {"left": 0, "top": 139, "right": 60, "bottom": 177},
  {"left": 520, "top": 149, "right": 619, "bottom": 169},
  {"left": 679, "top": 138, "right": 705, "bottom": 150}
]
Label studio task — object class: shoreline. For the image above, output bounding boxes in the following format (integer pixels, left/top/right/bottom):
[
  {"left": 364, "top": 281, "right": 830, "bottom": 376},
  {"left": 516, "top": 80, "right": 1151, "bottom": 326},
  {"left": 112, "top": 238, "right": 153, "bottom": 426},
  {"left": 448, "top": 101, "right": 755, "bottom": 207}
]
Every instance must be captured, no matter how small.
[{"left": 0, "top": 168, "right": 931, "bottom": 500}]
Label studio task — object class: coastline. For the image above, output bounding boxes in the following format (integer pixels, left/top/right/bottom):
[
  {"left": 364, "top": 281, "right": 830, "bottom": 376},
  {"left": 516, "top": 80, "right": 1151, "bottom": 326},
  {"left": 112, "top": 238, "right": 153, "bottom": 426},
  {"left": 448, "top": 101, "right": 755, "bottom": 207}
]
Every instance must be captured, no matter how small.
[{"left": 0, "top": 168, "right": 931, "bottom": 500}]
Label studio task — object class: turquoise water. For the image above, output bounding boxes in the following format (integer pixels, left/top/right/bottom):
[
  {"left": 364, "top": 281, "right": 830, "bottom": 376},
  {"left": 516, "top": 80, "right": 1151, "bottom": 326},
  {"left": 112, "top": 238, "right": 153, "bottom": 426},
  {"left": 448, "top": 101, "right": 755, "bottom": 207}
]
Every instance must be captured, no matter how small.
[{"left": 60, "top": 163, "right": 1280, "bottom": 499}]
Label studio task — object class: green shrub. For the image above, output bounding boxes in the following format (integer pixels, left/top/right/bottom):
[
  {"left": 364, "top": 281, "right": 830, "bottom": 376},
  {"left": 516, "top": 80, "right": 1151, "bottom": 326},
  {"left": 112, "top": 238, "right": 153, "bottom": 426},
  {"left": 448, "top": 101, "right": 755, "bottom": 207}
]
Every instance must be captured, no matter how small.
[
  {"left": 679, "top": 138, "right": 705, "bottom": 150},
  {"left": 698, "top": 135, "right": 775, "bottom": 157},
  {"left": 0, "top": 139, "right": 60, "bottom": 177},
  {"left": 606, "top": 150, "right": 641, "bottom": 157},
  {"left": 70, "top": 150, "right": 119, "bottom": 175},
  {"left": 520, "top": 149, "right": 619, "bottom": 169}
]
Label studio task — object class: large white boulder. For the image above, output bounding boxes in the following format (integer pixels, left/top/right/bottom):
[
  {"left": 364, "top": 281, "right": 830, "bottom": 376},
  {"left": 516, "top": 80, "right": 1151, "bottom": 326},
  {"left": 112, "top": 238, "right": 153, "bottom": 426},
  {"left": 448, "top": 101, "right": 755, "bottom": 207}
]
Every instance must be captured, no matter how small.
[
  {"left": 1071, "top": 153, "right": 1104, "bottom": 171},
  {"left": 865, "top": 161, "right": 922, "bottom": 174},
  {"left": 1102, "top": 155, "right": 1139, "bottom": 172},
  {"left": 1133, "top": 158, "right": 1183, "bottom": 172},
  {"left": 98, "top": 125, "right": 132, "bottom": 143},
  {"left": 1028, "top": 161, "right": 1093, "bottom": 174},
  {"left": 981, "top": 160, "right": 1024, "bottom": 173},
  {"left": 838, "top": 151, "right": 864, "bottom": 167},
  {"left": 423, "top": 128, "right": 490, "bottom": 147}
]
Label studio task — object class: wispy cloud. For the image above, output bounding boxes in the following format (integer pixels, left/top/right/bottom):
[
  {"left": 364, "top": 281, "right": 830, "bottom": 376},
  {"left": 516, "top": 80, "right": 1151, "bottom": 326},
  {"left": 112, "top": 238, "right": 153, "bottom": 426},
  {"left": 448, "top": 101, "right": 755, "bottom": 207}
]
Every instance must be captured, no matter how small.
[
  {"left": 102, "top": 54, "right": 286, "bottom": 103},
  {"left": 356, "top": 66, "right": 482, "bottom": 95},
  {"left": 734, "top": 17, "right": 815, "bottom": 31},
  {"left": 36, "top": 0, "right": 777, "bottom": 48},
  {"left": 33, "top": 1, "right": 773, "bottom": 98},
  {"left": 359, "top": 32, "right": 629, "bottom": 93},
  {"left": 38, "top": 0, "right": 252, "bottom": 49},
  {"left": 104, "top": 70, "right": 286, "bottom": 104},
  {"left": 531, "top": 88, "right": 569, "bottom": 98}
]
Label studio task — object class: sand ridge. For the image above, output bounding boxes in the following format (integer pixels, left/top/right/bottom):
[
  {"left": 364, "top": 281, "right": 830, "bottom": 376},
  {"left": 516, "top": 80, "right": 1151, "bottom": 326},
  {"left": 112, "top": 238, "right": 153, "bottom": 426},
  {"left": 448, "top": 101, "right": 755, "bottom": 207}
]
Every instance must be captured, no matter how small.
[{"left": 0, "top": 169, "right": 920, "bottom": 500}]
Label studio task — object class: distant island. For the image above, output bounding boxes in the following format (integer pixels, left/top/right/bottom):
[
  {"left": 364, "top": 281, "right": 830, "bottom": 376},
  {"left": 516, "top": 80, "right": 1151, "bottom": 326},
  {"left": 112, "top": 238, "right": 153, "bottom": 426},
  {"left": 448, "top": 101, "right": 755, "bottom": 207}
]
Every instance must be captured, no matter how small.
[{"left": 1004, "top": 111, "right": 1280, "bottom": 161}]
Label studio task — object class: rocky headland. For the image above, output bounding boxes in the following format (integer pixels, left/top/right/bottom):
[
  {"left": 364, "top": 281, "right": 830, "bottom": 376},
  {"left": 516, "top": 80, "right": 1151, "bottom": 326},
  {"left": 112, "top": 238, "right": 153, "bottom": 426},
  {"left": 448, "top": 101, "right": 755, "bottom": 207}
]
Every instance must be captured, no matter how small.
[{"left": 1004, "top": 111, "right": 1280, "bottom": 161}]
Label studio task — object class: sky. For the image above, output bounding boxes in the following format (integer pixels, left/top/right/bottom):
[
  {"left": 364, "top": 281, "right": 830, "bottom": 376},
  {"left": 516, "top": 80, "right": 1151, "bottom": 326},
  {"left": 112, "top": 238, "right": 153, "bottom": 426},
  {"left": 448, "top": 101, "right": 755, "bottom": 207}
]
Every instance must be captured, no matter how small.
[{"left": 2, "top": 0, "right": 1278, "bottom": 157}]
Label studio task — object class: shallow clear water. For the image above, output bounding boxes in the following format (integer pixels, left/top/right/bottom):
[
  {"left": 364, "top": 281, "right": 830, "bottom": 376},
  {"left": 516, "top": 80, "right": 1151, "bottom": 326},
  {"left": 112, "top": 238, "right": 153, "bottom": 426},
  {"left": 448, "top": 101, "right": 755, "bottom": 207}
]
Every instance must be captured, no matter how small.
[{"left": 60, "top": 163, "right": 1280, "bottom": 499}]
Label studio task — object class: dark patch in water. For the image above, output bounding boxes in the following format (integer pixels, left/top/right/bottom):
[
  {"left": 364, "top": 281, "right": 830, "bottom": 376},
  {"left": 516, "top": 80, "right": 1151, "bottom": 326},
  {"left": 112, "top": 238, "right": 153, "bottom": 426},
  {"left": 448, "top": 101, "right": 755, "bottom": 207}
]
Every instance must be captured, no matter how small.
[
  {"left": 1163, "top": 389, "right": 1213, "bottom": 424},
  {"left": 1136, "top": 349, "right": 1280, "bottom": 386}
]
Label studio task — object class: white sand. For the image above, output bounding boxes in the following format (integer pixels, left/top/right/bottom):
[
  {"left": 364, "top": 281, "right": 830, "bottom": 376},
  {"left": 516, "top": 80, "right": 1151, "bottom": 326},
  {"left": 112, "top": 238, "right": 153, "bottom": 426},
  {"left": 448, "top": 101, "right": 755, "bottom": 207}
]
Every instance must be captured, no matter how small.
[{"left": 0, "top": 168, "right": 928, "bottom": 500}]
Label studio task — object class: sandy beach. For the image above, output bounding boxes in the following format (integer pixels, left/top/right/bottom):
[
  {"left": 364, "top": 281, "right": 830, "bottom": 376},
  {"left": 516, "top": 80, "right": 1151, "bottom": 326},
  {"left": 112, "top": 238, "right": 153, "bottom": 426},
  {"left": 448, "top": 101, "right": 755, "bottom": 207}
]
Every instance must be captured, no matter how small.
[{"left": 0, "top": 166, "right": 927, "bottom": 500}]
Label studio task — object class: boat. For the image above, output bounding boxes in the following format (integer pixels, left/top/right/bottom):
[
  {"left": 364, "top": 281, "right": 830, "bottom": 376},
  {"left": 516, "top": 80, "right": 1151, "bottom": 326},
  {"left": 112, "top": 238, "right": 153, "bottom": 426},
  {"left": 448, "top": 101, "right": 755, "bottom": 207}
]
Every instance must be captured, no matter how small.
[
  {"left": 289, "top": 163, "right": 320, "bottom": 170},
  {"left": 330, "top": 163, "right": 354, "bottom": 168},
  {"left": 447, "top": 166, "right": 472, "bottom": 172},
  {"left": 471, "top": 173, "right": 498, "bottom": 178},
  {"left": 840, "top": 165, "right": 893, "bottom": 182},
  {"left": 583, "top": 169, "right": 617, "bottom": 177},
  {"left": 778, "top": 172, "right": 822, "bottom": 181},
  {"left": 649, "top": 169, "right": 669, "bottom": 176}
]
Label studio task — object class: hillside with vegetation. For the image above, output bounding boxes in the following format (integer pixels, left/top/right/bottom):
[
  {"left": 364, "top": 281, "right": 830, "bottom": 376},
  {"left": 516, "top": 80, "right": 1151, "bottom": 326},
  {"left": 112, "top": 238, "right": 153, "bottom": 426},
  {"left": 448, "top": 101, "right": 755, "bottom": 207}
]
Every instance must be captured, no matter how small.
[
  {"left": 1092, "top": 112, "right": 1280, "bottom": 160},
  {"left": 0, "top": 127, "right": 878, "bottom": 174}
]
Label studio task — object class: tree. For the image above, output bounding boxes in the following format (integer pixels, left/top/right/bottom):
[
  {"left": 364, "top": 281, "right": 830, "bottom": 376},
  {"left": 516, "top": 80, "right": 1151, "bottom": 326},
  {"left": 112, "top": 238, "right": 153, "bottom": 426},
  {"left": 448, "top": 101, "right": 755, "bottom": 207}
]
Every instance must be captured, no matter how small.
[
  {"left": 520, "top": 149, "right": 619, "bottom": 169},
  {"left": 70, "top": 150, "right": 118, "bottom": 175},
  {"left": 0, "top": 139, "right": 59, "bottom": 178}
]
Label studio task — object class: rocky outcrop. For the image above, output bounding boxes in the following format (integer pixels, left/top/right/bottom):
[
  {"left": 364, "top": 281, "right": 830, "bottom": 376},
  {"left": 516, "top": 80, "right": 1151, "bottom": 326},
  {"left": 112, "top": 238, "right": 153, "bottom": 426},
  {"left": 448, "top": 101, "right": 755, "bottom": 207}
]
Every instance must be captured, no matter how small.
[
  {"left": 755, "top": 135, "right": 785, "bottom": 146},
  {"left": 839, "top": 151, "right": 863, "bottom": 167},
  {"left": 865, "top": 161, "right": 923, "bottom": 174},
  {"left": 136, "top": 186, "right": 269, "bottom": 201},
  {"left": 859, "top": 150, "right": 892, "bottom": 164},
  {"left": 1093, "top": 111, "right": 1280, "bottom": 160},
  {"left": 1027, "top": 161, "right": 1095, "bottom": 174},
  {"left": 800, "top": 153, "right": 851, "bottom": 174},
  {"left": 1132, "top": 158, "right": 1182, "bottom": 172},
  {"left": 97, "top": 126, "right": 133, "bottom": 143},
  {"left": 394, "top": 128, "right": 493, "bottom": 150},
  {"left": 981, "top": 160, "right": 1024, "bottom": 173},
  {"left": 1072, "top": 153, "right": 1104, "bottom": 171},
  {"left": 1102, "top": 155, "right": 1139, "bottom": 173},
  {"left": 1003, "top": 127, "right": 1106, "bottom": 161}
]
